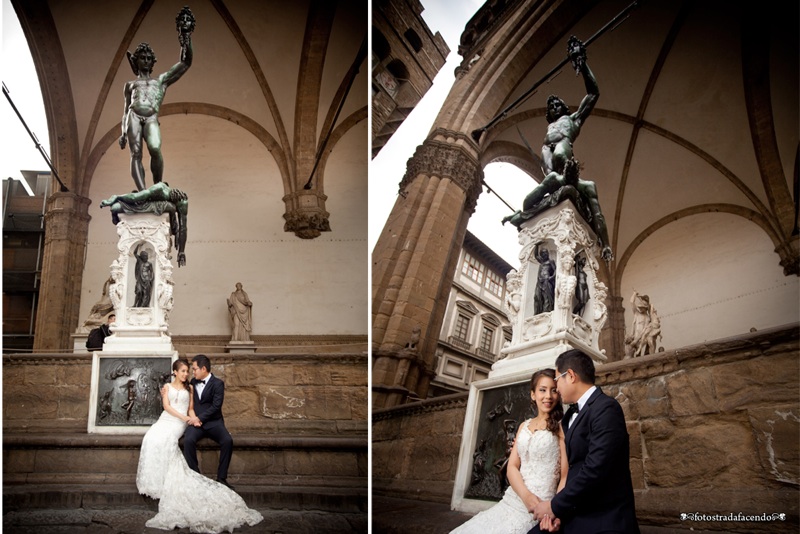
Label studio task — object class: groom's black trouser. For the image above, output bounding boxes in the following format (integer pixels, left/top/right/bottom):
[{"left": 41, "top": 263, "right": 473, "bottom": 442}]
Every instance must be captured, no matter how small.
[
  {"left": 183, "top": 422, "right": 233, "bottom": 481},
  {"left": 527, "top": 524, "right": 562, "bottom": 534}
]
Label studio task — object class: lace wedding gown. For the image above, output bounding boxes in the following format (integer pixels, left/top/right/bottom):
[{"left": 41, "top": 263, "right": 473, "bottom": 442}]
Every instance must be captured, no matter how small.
[
  {"left": 451, "top": 421, "right": 561, "bottom": 534},
  {"left": 137, "top": 384, "right": 263, "bottom": 533}
]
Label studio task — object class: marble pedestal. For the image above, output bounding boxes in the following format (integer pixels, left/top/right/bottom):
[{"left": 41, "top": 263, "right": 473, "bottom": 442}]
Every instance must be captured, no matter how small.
[
  {"left": 451, "top": 201, "right": 609, "bottom": 512},
  {"left": 88, "top": 212, "right": 179, "bottom": 434},
  {"left": 102, "top": 212, "right": 177, "bottom": 354},
  {"left": 226, "top": 341, "right": 257, "bottom": 353},
  {"left": 494, "top": 201, "right": 609, "bottom": 376}
]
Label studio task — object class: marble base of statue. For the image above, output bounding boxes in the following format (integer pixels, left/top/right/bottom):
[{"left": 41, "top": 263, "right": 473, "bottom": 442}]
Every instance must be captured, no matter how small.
[
  {"left": 87, "top": 212, "right": 179, "bottom": 434},
  {"left": 226, "top": 340, "right": 256, "bottom": 354},
  {"left": 492, "top": 200, "right": 608, "bottom": 378},
  {"left": 100, "top": 212, "right": 178, "bottom": 354}
]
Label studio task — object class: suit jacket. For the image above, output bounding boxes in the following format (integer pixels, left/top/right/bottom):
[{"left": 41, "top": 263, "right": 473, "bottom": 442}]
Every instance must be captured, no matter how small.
[
  {"left": 191, "top": 375, "right": 226, "bottom": 429},
  {"left": 551, "top": 388, "right": 639, "bottom": 534}
]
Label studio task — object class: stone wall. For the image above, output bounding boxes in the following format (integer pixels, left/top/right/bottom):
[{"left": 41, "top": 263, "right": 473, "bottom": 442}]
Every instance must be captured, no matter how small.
[
  {"left": 4, "top": 350, "right": 368, "bottom": 509},
  {"left": 373, "top": 393, "right": 469, "bottom": 502},
  {"left": 3, "top": 351, "right": 368, "bottom": 435},
  {"left": 371, "top": 324, "right": 799, "bottom": 532}
]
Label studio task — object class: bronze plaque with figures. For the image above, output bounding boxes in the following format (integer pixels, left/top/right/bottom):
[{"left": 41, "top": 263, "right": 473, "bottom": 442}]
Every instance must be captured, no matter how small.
[
  {"left": 465, "top": 381, "right": 534, "bottom": 501},
  {"left": 95, "top": 357, "right": 172, "bottom": 426}
]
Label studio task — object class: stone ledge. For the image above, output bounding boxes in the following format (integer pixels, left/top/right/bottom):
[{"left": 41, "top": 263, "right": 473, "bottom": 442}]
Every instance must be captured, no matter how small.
[
  {"left": 3, "top": 484, "right": 368, "bottom": 513},
  {"left": 4, "top": 473, "right": 367, "bottom": 489},
  {"left": 3, "top": 432, "right": 367, "bottom": 451},
  {"left": 596, "top": 323, "right": 799, "bottom": 385},
  {"left": 372, "top": 392, "right": 469, "bottom": 422},
  {"left": 2, "top": 351, "right": 368, "bottom": 364}
]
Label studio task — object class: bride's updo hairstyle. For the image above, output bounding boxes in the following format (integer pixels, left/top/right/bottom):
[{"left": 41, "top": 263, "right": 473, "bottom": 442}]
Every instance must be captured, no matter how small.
[
  {"left": 172, "top": 358, "right": 191, "bottom": 393},
  {"left": 530, "top": 368, "right": 563, "bottom": 434}
]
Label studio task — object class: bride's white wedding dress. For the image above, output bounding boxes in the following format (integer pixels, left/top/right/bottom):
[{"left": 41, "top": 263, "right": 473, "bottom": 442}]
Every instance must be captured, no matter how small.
[
  {"left": 451, "top": 421, "right": 561, "bottom": 534},
  {"left": 137, "top": 384, "right": 263, "bottom": 533}
]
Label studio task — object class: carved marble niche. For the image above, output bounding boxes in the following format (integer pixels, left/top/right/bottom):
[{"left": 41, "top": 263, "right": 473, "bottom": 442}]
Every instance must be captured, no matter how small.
[
  {"left": 495, "top": 201, "right": 608, "bottom": 377},
  {"left": 102, "top": 213, "right": 176, "bottom": 354}
]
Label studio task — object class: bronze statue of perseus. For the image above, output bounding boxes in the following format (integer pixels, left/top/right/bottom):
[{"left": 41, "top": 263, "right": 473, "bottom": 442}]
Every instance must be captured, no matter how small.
[{"left": 120, "top": 6, "right": 196, "bottom": 191}]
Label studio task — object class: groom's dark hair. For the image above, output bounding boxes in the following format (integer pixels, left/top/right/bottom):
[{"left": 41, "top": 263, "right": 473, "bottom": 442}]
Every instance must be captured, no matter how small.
[
  {"left": 555, "top": 349, "right": 595, "bottom": 384},
  {"left": 192, "top": 354, "right": 211, "bottom": 373}
]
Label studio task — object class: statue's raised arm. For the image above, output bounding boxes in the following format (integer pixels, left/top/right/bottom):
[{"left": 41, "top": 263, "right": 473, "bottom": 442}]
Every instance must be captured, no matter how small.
[
  {"left": 161, "top": 6, "right": 195, "bottom": 88},
  {"left": 568, "top": 36, "right": 599, "bottom": 130},
  {"left": 541, "top": 36, "right": 599, "bottom": 176},
  {"left": 119, "top": 6, "right": 196, "bottom": 191}
]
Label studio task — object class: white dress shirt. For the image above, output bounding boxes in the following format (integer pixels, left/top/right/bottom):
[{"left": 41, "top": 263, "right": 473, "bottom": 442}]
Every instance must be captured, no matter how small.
[
  {"left": 569, "top": 385, "right": 597, "bottom": 428},
  {"left": 196, "top": 373, "right": 213, "bottom": 399}
]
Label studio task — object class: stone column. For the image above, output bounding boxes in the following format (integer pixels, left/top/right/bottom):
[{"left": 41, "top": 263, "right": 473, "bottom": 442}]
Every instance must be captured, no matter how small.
[
  {"left": 372, "top": 129, "right": 483, "bottom": 409},
  {"left": 604, "top": 294, "right": 626, "bottom": 362},
  {"left": 34, "top": 192, "right": 91, "bottom": 351}
]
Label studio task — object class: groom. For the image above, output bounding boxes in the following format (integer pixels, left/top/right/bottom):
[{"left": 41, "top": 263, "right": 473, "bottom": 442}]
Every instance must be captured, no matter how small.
[
  {"left": 184, "top": 354, "right": 235, "bottom": 489},
  {"left": 530, "top": 349, "right": 639, "bottom": 533}
]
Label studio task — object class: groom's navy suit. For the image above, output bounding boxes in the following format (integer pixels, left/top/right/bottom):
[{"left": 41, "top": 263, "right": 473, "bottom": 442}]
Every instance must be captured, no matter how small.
[
  {"left": 183, "top": 374, "right": 233, "bottom": 482},
  {"left": 547, "top": 387, "right": 639, "bottom": 534}
]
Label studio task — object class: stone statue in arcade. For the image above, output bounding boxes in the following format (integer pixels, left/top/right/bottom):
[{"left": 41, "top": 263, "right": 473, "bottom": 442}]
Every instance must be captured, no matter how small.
[
  {"left": 625, "top": 290, "right": 662, "bottom": 358},
  {"left": 227, "top": 282, "right": 253, "bottom": 342},
  {"left": 120, "top": 6, "right": 195, "bottom": 191},
  {"left": 100, "top": 182, "right": 189, "bottom": 267},
  {"left": 80, "top": 277, "right": 116, "bottom": 332}
]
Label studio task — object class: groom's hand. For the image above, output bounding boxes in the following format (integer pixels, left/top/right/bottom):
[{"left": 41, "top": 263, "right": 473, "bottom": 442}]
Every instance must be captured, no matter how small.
[
  {"left": 187, "top": 416, "right": 202, "bottom": 427},
  {"left": 539, "top": 513, "right": 561, "bottom": 532}
]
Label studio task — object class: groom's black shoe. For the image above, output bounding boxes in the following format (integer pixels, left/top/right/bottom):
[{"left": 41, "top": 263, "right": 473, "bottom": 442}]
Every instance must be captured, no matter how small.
[{"left": 217, "top": 478, "right": 235, "bottom": 490}]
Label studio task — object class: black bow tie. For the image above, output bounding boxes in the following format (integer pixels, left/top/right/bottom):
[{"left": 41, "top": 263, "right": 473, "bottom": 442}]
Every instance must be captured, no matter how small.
[
  {"left": 197, "top": 379, "right": 206, "bottom": 384},
  {"left": 568, "top": 403, "right": 579, "bottom": 412}
]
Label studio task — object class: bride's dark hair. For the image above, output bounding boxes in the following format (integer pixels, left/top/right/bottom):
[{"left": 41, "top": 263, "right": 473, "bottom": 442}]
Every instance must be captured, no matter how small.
[
  {"left": 530, "top": 368, "right": 563, "bottom": 434},
  {"left": 172, "top": 358, "right": 191, "bottom": 393}
]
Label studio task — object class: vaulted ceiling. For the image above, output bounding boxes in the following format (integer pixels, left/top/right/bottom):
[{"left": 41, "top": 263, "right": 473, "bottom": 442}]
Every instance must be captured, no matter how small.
[
  {"left": 13, "top": 0, "right": 367, "bottom": 214},
  {"left": 461, "top": 0, "right": 798, "bottom": 284}
]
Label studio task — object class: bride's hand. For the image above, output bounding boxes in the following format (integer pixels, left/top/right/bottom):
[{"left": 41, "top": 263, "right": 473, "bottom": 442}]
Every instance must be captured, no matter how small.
[{"left": 523, "top": 493, "right": 540, "bottom": 513}]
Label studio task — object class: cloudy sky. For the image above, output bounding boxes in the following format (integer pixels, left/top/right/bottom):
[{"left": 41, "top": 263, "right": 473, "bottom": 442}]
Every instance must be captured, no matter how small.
[
  {"left": 1, "top": 0, "right": 50, "bottom": 193},
  {"left": 369, "top": 0, "right": 533, "bottom": 266}
]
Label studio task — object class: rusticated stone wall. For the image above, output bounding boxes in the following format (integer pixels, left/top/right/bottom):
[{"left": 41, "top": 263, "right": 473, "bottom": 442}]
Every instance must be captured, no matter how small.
[
  {"left": 372, "top": 325, "right": 799, "bottom": 532},
  {"left": 3, "top": 351, "right": 368, "bottom": 436},
  {"left": 373, "top": 392, "right": 469, "bottom": 502}
]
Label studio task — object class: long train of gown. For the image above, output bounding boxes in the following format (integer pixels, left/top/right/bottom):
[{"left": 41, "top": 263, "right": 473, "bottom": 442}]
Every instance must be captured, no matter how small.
[
  {"left": 137, "top": 384, "right": 263, "bottom": 533},
  {"left": 451, "top": 421, "right": 561, "bottom": 534}
]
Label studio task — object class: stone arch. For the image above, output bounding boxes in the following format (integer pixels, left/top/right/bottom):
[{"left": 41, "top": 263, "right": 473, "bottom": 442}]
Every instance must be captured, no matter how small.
[
  {"left": 614, "top": 204, "right": 780, "bottom": 295},
  {"left": 83, "top": 103, "right": 289, "bottom": 198}
]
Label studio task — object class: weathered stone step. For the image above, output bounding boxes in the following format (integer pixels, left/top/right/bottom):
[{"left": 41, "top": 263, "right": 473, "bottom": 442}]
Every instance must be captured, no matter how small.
[{"left": 4, "top": 432, "right": 367, "bottom": 512}]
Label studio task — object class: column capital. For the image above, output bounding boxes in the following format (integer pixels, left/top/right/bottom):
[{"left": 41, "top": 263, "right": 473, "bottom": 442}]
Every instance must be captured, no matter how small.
[{"left": 399, "top": 128, "right": 484, "bottom": 213}]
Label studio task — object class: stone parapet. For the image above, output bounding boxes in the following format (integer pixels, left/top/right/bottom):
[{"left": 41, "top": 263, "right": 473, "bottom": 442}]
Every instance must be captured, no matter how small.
[
  {"left": 371, "top": 324, "right": 800, "bottom": 531},
  {"left": 3, "top": 351, "right": 368, "bottom": 435}
]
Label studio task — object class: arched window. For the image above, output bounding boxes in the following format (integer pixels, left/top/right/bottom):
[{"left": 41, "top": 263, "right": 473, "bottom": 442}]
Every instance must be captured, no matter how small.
[
  {"left": 403, "top": 28, "right": 422, "bottom": 52},
  {"left": 372, "top": 27, "right": 391, "bottom": 62},
  {"left": 386, "top": 59, "right": 409, "bottom": 81}
]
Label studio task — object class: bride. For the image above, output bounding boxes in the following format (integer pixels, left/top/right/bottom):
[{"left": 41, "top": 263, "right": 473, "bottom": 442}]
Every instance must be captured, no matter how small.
[
  {"left": 451, "top": 369, "right": 568, "bottom": 534},
  {"left": 137, "top": 358, "right": 263, "bottom": 533}
]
